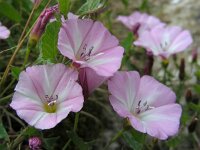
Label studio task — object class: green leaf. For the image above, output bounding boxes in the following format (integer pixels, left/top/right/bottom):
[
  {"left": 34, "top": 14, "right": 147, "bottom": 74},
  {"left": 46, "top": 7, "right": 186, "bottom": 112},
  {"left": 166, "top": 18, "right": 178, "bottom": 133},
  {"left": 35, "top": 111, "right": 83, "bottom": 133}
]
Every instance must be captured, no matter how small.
[
  {"left": 40, "top": 21, "right": 61, "bottom": 63},
  {"left": 0, "top": 123, "right": 9, "bottom": 141},
  {"left": 122, "top": 129, "right": 145, "bottom": 150},
  {"left": 121, "top": 32, "right": 134, "bottom": 55},
  {"left": 77, "top": 0, "right": 104, "bottom": 16},
  {"left": 11, "top": 66, "right": 21, "bottom": 80},
  {"left": 58, "top": 0, "right": 71, "bottom": 17},
  {"left": 68, "top": 131, "right": 90, "bottom": 150},
  {"left": 0, "top": 2, "right": 21, "bottom": 22}
]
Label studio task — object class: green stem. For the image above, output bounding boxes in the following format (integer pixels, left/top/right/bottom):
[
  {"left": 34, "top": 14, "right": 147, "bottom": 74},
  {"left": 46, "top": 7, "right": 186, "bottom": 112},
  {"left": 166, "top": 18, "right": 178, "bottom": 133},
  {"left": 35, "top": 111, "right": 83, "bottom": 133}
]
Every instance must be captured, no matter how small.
[
  {"left": 0, "top": 79, "right": 15, "bottom": 97},
  {"left": 74, "top": 113, "right": 80, "bottom": 132},
  {"left": 9, "top": 127, "right": 29, "bottom": 150},
  {"left": 104, "top": 128, "right": 125, "bottom": 150},
  {"left": 62, "top": 112, "right": 80, "bottom": 150},
  {"left": 0, "top": 94, "right": 13, "bottom": 104},
  {"left": 62, "top": 139, "right": 71, "bottom": 150},
  {"left": 23, "top": 46, "right": 31, "bottom": 68}
]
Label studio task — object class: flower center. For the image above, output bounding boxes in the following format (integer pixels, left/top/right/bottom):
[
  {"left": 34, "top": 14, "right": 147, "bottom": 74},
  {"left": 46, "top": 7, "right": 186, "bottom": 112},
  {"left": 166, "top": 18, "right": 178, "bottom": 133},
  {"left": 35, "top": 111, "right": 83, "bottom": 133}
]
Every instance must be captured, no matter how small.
[
  {"left": 135, "top": 100, "right": 154, "bottom": 114},
  {"left": 160, "top": 41, "right": 169, "bottom": 51},
  {"left": 79, "top": 44, "right": 94, "bottom": 61},
  {"left": 43, "top": 95, "right": 58, "bottom": 113}
]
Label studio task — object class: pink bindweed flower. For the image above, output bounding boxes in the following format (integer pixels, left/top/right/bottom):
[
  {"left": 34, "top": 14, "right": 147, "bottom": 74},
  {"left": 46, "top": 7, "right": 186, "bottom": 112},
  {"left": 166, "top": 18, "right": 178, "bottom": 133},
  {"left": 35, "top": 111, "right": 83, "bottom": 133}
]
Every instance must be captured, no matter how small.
[
  {"left": 134, "top": 25, "right": 193, "bottom": 59},
  {"left": 108, "top": 71, "right": 182, "bottom": 140},
  {"left": 0, "top": 22, "right": 10, "bottom": 39},
  {"left": 10, "top": 64, "right": 84, "bottom": 129},
  {"left": 58, "top": 19, "right": 124, "bottom": 77},
  {"left": 58, "top": 19, "right": 124, "bottom": 96},
  {"left": 117, "top": 11, "right": 164, "bottom": 35}
]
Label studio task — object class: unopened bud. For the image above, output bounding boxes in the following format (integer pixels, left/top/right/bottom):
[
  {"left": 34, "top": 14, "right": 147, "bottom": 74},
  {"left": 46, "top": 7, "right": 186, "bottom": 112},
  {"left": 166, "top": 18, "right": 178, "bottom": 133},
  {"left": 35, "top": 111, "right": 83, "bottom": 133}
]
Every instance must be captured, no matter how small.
[
  {"left": 188, "top": 117, "right": 198, "bottom": 133},
  {"left": 192, "top": 48, "right": 198, "bottom": 63},
  {"left": 29, "top": 136, "right": 42, "bottom": 150},
  {"left": 29, "top": 5, "right": 58, "bottom": 46},
  {"left": 144, "top": 52, "right": 154, "bottom": 75},
  {"left": 179, "top": 58, "right": 185, "bottom": 81},
  {"left": 185, "top": 89, "right": 192, "bottom": 103}
]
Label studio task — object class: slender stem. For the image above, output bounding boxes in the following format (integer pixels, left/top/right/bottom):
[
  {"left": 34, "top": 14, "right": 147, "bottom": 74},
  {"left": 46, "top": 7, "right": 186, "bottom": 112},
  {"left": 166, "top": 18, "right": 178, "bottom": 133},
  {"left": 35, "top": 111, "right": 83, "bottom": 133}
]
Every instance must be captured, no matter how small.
[
  {"left": 18, "top": 5, "right": 36, "bottom": 43},
  {"left": 10, "top": 127, "right": 29, "bottom": 150},
  {"left": 3, "top": 109, "right": 25, "bottom": 127},
  {"left": 104, "top": 128, "right": 125, "bottom": 150},
  {"left": 0, "top": 94, "right": 13, "bottom": 104},
  {"left": 0, "top": 0, "right": 52, "bottom": 89},
  {"left": 62, "top": 139, "right": 71, "bottom": 150},
  {"left": 0, "top": 8, "right": 36, "bottom": 89},
  {"left": 73, "top": 113, "right": 80, "bottom": 132},
  {"left": 22, "top": 46, "right": 31, "bottom": 68},
  {"left": 163, "top": 67, "right": 167, "bottom": 83},
  {"left": 62, "top": 112, "right": 80, "bottom": 149},
  {"left": 0, "top": 79, "right": 15, "bottom": 97}
]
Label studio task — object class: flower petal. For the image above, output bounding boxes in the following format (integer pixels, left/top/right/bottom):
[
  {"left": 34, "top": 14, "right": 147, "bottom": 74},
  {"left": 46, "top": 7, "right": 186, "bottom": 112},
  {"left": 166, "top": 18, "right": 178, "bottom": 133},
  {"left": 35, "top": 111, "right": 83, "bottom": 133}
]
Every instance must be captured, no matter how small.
[
  {"left": 83, "top": 46, "right": 124, "bottom": 76},
  {"left": 0, "top": 24, "right": 10, "bottom": 39},
  {"left": 139, "top": 104, "right": 182, "bottom": 140},
  {"left": 137, "top": 75, "right": 176, "bottom": 107},
  {"left": 25, "top": 64, "right": 68, "bottom": 98},
  {"left": 78, "top": 68, "right": 107, "bottom": 97},
  {"left": 58, "top": 19, "right": 94, "bottom": 60},
  {"left": 108, "top": 71, "right": 140, "bottom": 112}
]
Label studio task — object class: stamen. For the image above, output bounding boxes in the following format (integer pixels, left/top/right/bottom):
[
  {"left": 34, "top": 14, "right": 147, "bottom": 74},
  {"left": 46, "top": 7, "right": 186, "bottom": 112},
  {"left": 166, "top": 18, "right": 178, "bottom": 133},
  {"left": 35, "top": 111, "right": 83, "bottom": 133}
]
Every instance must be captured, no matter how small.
[
  {"left": 135, "top": 100, "right": 154, "bottom": 114},
  {"left": 44, "top": 95, "right": 58, "bottom": 113}
]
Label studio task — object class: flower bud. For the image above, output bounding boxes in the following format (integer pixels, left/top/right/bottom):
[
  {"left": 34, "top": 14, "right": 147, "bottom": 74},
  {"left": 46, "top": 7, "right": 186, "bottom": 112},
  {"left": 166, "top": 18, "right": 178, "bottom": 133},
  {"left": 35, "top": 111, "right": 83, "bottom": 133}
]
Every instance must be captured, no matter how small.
[
  {"left": 192, "top": 48, "right": 198, "bottom": 63},
  {"left": 29, "top": 5, "right": 58, "bottom": 47},
  {"left": 185, "top": 89, "right": 192, "bottom": 103},
  {"left": 188, "top": 117, "right": 198, "bottom": 133},
  {"left": 179, "top": 58, "right": 185, "bottom": 81},
  {"left": 143, "top": 51, "right": 154, "bottom": 75},
  {"left": 29, "top": 137, "right": 42, "bottom": 150}
]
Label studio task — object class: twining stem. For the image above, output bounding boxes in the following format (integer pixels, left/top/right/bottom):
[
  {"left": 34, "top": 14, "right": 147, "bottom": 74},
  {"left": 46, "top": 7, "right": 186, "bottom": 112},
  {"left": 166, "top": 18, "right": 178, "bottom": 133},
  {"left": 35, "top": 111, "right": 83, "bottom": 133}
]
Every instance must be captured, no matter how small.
[
  {"left": 104, "top": 128, "right": 126, "bottom": 150},
  {"left": 0, "top": 6, "right": 36, "bottom": 89},
  {"left": 9, "top": 127, "right": 29, "bottom": 150},
  {"left": 0, "top": 0, "right": 52, "bottom": 90},
  {"left": 18, "top": 4, "right": 37, "bottom": 43},
  {"left": 62, "top": 112, "right": 80, "bottom": 150},
  {"left": 0, "top": 79, "right": 15, "bottom": 97},
  {"left": 0, "top": 94, "right": 13, "bottom": 104}
]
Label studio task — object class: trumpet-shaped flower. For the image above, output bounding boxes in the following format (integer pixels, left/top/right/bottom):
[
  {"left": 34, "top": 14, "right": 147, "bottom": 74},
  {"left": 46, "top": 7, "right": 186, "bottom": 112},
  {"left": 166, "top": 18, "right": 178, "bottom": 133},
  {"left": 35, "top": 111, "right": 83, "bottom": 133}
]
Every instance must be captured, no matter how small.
[
  {"left": 134, "top": 25, "right": 193, "bottom": 59},
  {"left": 58, "top": 19, "right": 124, "bottom": 77},
  {"left": 108, "top": 71, "right": 182, "bottom": 140},
  {"left": 0, "top": 22, "right": 10, "bottom": 39},
  {"left": 10, "top": 64, "right": 84, "bottom": 129},
  {"left": 117, "top": 11, "right": 163, "bottom": 34},
  {"left": 78, "top": 68, "right": 106, "bottom": 98}
]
